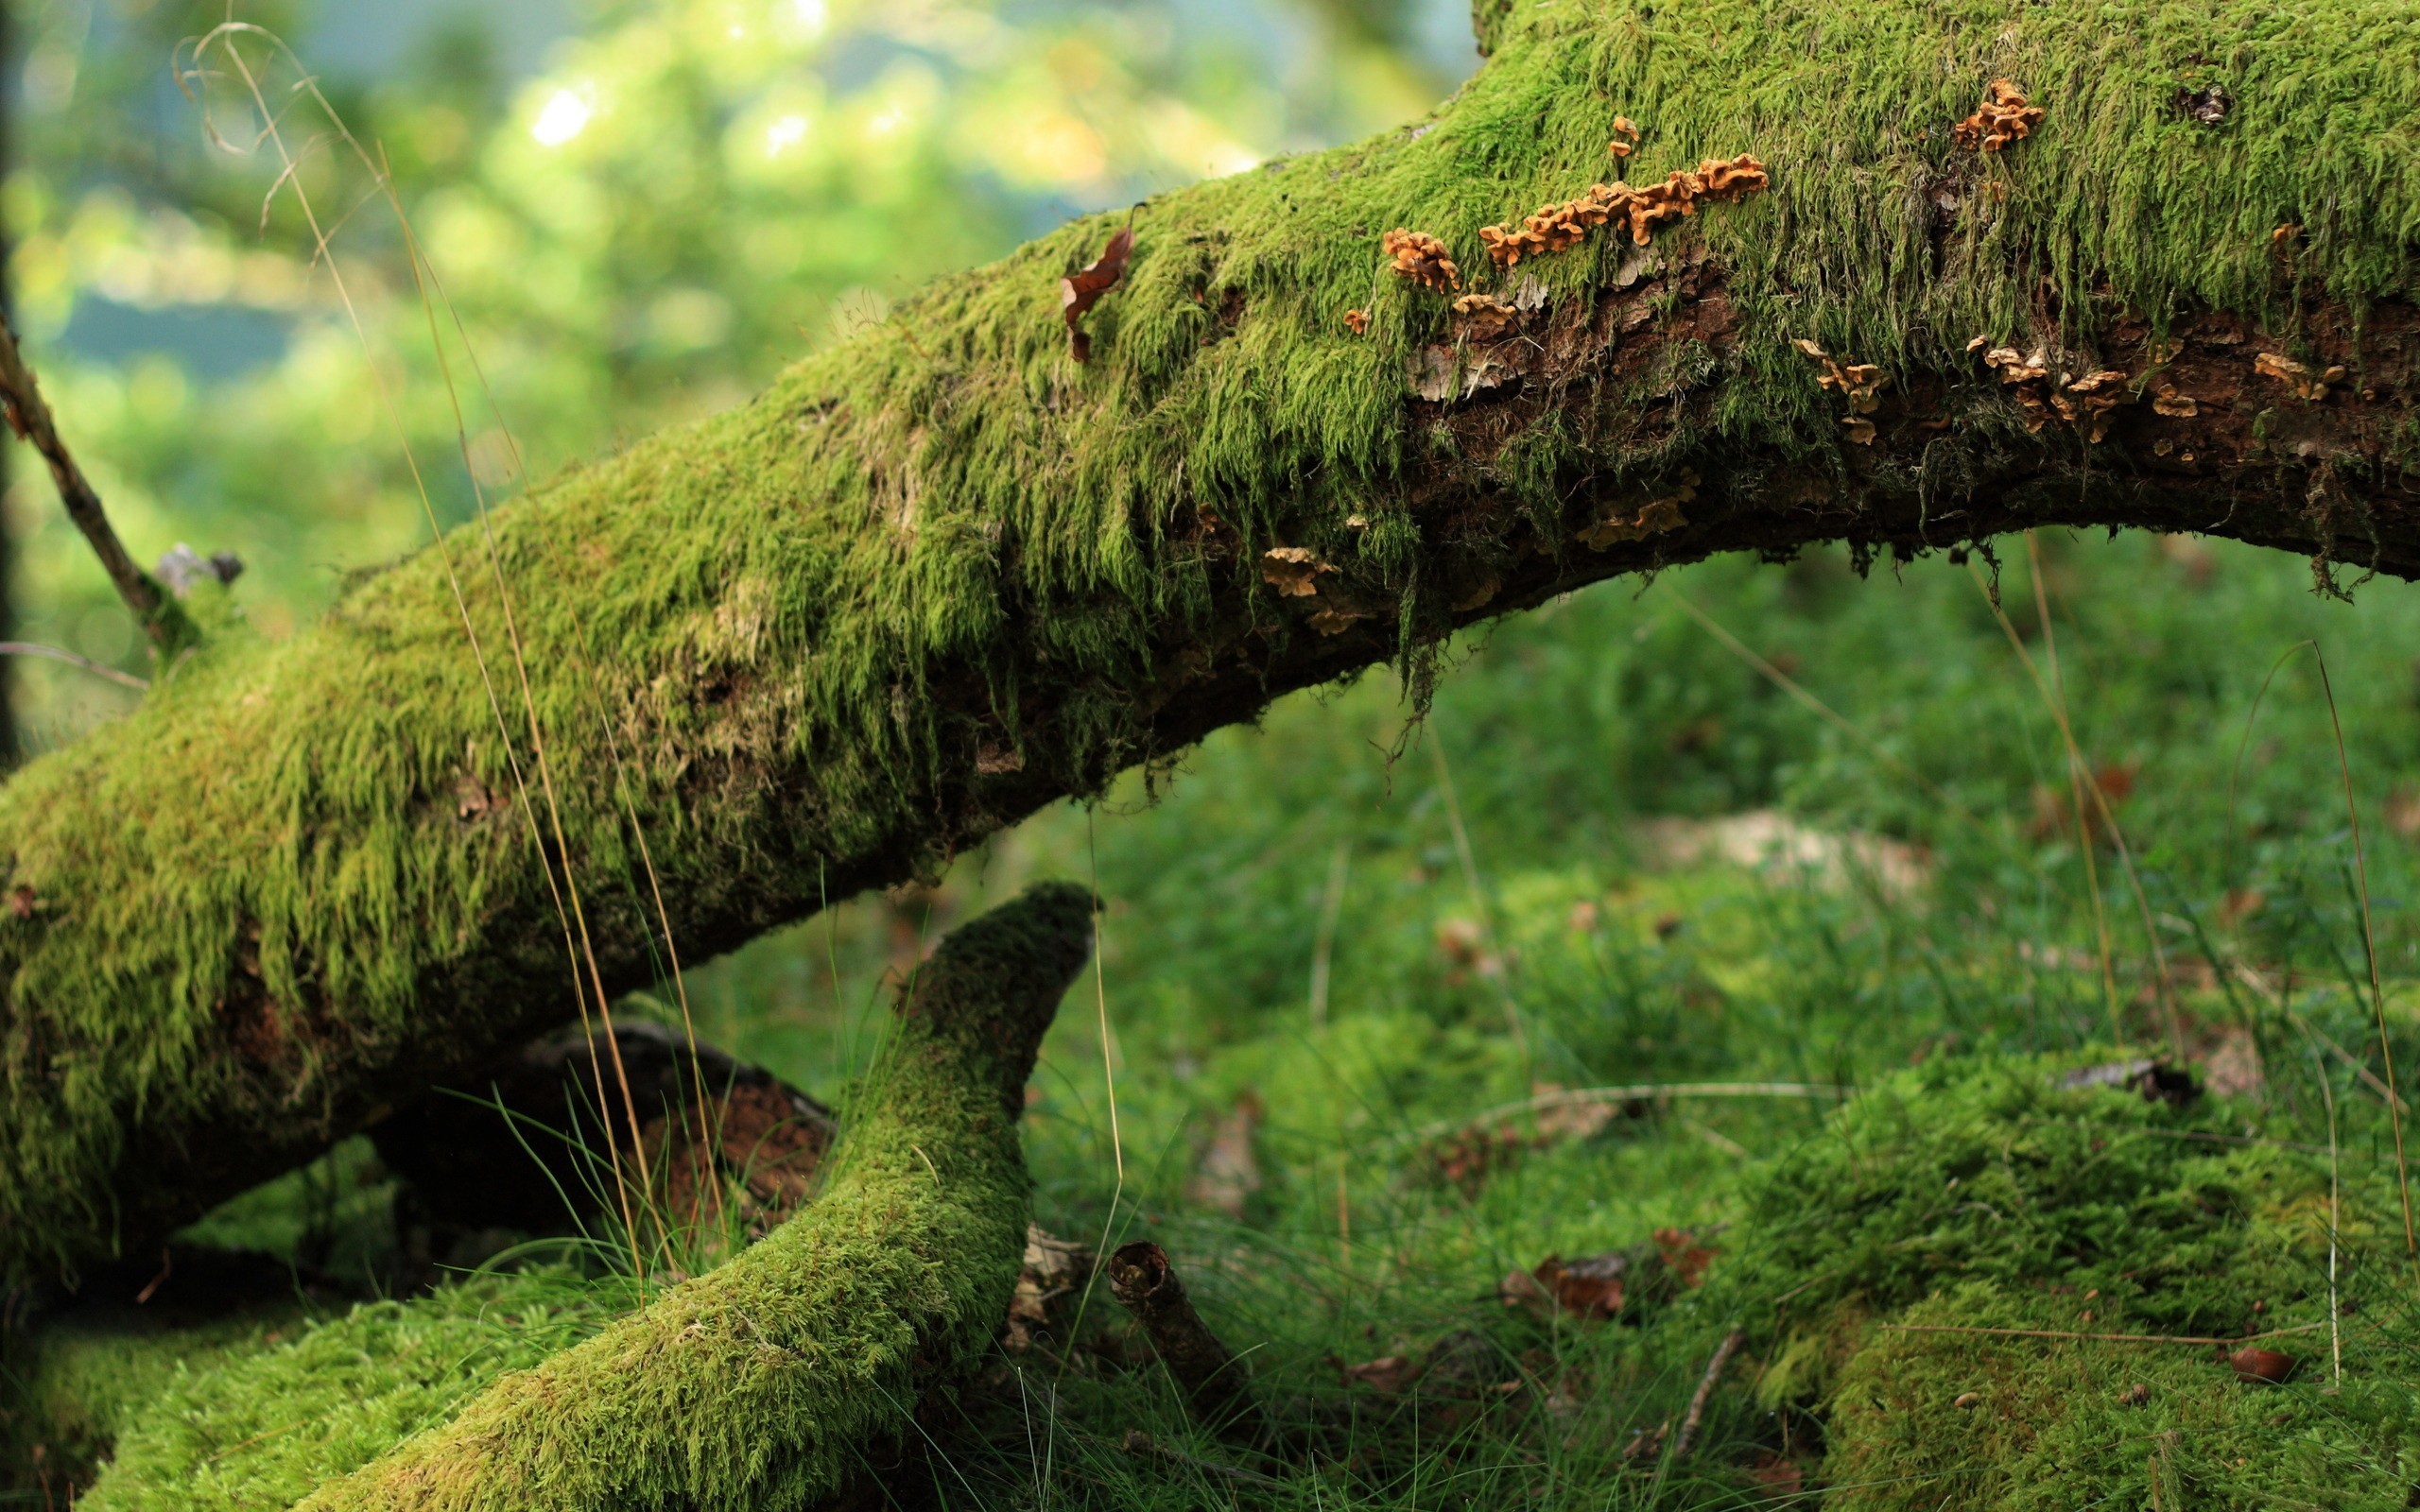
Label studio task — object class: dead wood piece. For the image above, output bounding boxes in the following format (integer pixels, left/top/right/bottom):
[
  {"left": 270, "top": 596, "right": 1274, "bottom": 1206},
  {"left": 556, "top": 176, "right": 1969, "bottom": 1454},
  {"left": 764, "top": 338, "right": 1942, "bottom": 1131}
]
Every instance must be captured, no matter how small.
[
  {"left": 1107, "top": 1241, "right": 1262, "bottom": 1435},
  {"left": 372, "top": 1020, "right": 837, "bottom": 1274},
  {"left": 1670, "top": 1328, "right": 1746, "bottom": 1460},
  {"left": 0, "top": 312, "right": 179, "bottom": 649}
]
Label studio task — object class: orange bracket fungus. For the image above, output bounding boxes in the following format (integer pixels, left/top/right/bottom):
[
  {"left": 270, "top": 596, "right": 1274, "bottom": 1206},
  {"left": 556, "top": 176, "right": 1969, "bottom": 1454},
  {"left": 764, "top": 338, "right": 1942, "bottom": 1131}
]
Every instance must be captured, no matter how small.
[
  {"left": 1259, "top": 545, "right": 1336, "bottom": 597},
  {"left": 1953, "top": 79, "right": 2046, "bottom": 151},
  {"left": 1609, "top": 114, "right": 1641, "bottom": 158},
  {"left": 1381, "top": 228, "right": 1461, "bottom": 292},
  {"left": 1478, "top": 155, "right": 1768, "bottom": 268},
  {"left": 1970, "top": 337, "right": 2136, "bottom": 440},
  {"left": 2254, "top": 350, "right": 2343, "bottom": 402},
  {"left": 1451, "top": 293, "right": 1520, "bottom": 339},
  {"left": 1796, "top": 339, "right": 1889, "bottom": 444}
]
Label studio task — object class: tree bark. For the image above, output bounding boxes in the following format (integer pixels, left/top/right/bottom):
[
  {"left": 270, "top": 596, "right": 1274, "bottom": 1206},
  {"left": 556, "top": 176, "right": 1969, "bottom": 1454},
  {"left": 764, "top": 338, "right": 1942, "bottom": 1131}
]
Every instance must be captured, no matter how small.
[{"left": 4, "top": 0, "right": 2418, "bottom": 1285}]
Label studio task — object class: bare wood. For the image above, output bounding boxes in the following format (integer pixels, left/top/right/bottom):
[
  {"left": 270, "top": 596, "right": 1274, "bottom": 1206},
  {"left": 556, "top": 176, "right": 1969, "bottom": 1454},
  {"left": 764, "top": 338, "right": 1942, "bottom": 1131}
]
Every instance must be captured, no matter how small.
[
  {"left": 1670, "top": 1328, "right": 1745, "bottom": 1461},
  {"left": 0, "top": 313, "right": 174, "bottom": 649},
  {"left": 1107, "top": 1242, "right": 1263, "bottom": 1438}
]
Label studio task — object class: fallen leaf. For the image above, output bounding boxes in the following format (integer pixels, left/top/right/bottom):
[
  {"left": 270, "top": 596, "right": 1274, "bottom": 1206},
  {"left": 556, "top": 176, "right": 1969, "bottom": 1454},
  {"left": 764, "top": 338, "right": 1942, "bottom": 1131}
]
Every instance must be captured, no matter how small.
[
  {"left": 1534, "top": 1250, "right": 1631, "bottom": 1320},
  {"left": 1341, "top": 1355, "right": 1421, "bottom": 1393},
  {"left": 1061, "top": 224, "right": 1135, "bottom": 364},
  {"left": 1653, "top": 1227, "right": 1720, "bottom": 1288},
  {"left": 1003, "top": 1227, "right": 1094, "bottom": 1352},
  {"left": 1746, "top": 1452, "right": 1805, "bottom": 1493},
  {"left": 2229, "top": 1347, "right": 2296, "bottom": 1385},
  {"left": 1185, "top": 1091, "right": 1264, "bottom": 1217},
  {"left": 1499, "top": 1264, "right": 1558, "bottom": 1320}
]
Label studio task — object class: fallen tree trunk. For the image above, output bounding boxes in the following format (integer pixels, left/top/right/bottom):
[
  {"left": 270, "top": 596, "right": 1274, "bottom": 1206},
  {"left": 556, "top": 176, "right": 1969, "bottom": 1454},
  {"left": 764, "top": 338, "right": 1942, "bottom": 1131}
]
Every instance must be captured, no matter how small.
[
  {"left": 5, "top": 0, "right": 2419, "bottom": 1284},
  {"left": 24, "top": 882, "right": 1091, "bottom": 1510}
]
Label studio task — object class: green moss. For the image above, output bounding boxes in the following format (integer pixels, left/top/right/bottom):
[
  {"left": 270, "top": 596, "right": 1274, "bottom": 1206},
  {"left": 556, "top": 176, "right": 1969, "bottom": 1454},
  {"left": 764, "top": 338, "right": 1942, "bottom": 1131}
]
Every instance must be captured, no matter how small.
[
  {"left": 75, "top": 1274, "right": 615, "bottom": 1512},
  {"left": 60, "top": 882, "right": 1089, "bottom": 1512},
  {"left": 7, "top": 0, "right": 2419, "bottom": 1285},
  {"left": 1683, "top": 1053, "right": 2420, "bottom": 1507},
  {"left": 1, "top": 1305, "right": 305, "bottom": 1493}
]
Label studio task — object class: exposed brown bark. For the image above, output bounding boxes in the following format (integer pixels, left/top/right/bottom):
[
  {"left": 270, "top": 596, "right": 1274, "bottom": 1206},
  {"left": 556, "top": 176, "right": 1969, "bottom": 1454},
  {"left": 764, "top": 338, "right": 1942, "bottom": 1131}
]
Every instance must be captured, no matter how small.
[{"left": 1108, "top": 1241, "right": 1262, "bottom": 1435}]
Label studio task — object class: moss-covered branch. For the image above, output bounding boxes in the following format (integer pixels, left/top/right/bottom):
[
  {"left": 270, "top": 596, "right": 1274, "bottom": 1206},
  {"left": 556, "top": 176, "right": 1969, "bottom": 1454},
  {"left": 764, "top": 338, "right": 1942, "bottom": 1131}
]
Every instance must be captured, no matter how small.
[
  {"left": 6, "top": 0, "right": 2420, "bottom": 1286},
  {"left": 13, "top": 882, "right": 1091, "bottom": 1510}
]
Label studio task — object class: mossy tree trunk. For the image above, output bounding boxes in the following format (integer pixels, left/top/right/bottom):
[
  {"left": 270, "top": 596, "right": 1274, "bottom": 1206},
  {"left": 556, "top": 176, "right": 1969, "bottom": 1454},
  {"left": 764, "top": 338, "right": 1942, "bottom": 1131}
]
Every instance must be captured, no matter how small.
[{"left": 6, "top": 0, "right": 2420, "bottom": 1285}]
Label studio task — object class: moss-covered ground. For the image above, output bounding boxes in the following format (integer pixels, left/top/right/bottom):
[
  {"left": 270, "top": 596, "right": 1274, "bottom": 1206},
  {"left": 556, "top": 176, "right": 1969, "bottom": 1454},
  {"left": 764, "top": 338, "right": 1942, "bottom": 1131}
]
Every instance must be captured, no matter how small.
[{"left": 16, "top": 526, "right": 2420, "bottom": 1505}]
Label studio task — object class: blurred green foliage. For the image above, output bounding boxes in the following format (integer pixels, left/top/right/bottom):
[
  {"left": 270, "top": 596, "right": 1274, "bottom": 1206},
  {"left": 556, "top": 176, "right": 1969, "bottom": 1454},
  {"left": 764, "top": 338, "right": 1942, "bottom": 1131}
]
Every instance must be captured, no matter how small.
[{"left": 1, "top": 0, "right": 1466, "bottom": 747}]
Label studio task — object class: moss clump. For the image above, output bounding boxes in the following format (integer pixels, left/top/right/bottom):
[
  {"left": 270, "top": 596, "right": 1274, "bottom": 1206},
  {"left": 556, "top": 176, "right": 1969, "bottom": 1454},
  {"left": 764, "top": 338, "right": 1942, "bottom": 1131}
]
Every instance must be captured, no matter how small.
[
  {"left": 57, "top": 881, "right": 1091, "bottom": 1512},
  {"left": 1689, "top": 1054, "right": 2420, "bottom": 1507},
  {"left": 66, "top": 1275, "right": 612, "bottom": 1511},
  {"left": 1, "top": 1303, "right": 307, "bottom": 1493}
]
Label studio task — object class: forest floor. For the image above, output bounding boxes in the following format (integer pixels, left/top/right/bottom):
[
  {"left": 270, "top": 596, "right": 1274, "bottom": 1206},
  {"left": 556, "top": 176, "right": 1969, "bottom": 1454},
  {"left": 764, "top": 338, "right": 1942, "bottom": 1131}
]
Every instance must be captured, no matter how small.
[{"left": 30, "top": 527, "right": 2420, "bottom": 1508}]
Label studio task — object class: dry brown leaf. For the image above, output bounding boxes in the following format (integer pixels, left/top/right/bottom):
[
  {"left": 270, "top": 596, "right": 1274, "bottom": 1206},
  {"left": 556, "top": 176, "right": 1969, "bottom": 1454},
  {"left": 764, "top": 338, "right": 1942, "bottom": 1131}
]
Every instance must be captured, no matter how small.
[
  {"left": 1061, "top": 224, "right": 1134, "bottom": 364},
  {"left": 1953, "top": 78, "right": 2046, "bottom": 152},
  {"left": 1653, "top": 1227, "right": 1720, "bottom": 1288},
  {"left": 1186, "top": 1091, "right": 1264, "bottom": 1218},
  {"left": 2229, "top": 1347, "right": 2297, "bottom": 1385},
  {"left": 1341, "top": 1355, "right": 1422, "bottom": 1393},
  {"left": 1260, "top": 544, "right": 1334, "bottom": 596},
  {"left": 1003, "top": 1227, "right": 1094, "bottom": 1353}
]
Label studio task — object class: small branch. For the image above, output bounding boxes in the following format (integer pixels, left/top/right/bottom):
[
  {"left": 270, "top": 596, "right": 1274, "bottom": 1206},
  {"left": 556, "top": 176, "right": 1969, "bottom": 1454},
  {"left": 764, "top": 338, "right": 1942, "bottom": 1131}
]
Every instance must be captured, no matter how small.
[
  {"left": 0, "top": 642, "right": 147, "bottom": 690},
  {"left": 1879, "top": 1321, "right": 2328, "bottom": 1348},
  {"left": 1107, "top": 1242, "right": 1262, "bottom": 1437},
  {"left": 0, "top": 313, "right": 177, "bottom": 650},
  {"left": 1669, "top": 1328, "right": 1745, "bottom": 1461}
]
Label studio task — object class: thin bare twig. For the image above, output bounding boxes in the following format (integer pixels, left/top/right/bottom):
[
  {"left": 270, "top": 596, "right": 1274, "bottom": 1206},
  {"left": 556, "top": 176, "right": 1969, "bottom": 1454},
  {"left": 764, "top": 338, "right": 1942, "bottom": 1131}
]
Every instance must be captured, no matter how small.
[
  {"left": 1670, "top": 1328, "right": 1746, "bottom": 1460},
  {"left": 0, "top": 314, "right": 173, "bottom": 647},
  {"left": 1880, "top": 1321, "right": 2327, "bottom": 1347},
  {"left": 0, "top": 642, "right": 147, "bottom": 689}
]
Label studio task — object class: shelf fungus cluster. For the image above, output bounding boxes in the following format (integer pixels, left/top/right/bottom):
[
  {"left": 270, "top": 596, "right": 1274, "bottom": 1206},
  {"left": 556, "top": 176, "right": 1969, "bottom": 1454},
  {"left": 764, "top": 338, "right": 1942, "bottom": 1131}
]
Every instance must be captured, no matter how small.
[
  {"left": 2253, "top": 351, "right": 2346, "bottom": 403},
  {"left": 1478, "top": 156, "right": 1768, "bottom": 268},
  {"left": 1578, "top": 472, "right": 1699, "bottom": 550},
  {"left": 1795, "top": 340, "right": 1889, "bottom": 444},
  {"left": 1953, "top": 78, "right": 2047, "bottom": 152},
  {"left": 1970, "top": 338, "right": 2137, "bottom": 441},
  {"left": 1381, "top": 228, "right": 1461, "bottom": 293}
]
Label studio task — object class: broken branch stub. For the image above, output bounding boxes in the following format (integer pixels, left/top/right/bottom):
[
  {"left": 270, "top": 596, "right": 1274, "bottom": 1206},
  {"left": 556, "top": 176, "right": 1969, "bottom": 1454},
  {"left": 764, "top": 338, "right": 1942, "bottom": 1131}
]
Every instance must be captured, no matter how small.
[{"left": 1107, "top": 1241, "right": 1262, "bottom": 1437}]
